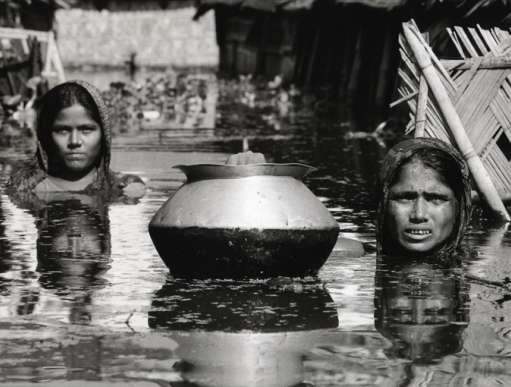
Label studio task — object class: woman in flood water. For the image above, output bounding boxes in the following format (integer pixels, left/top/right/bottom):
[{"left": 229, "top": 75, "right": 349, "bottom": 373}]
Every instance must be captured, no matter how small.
[
  {"left": 373, "top": 138, "right": 473, "bottom": 364},
  {"left": 376, "top": 137, "right": 472, "bottom": 259},
  {"left": 6, "top": 80, "right": 144, "bottom": 199}
]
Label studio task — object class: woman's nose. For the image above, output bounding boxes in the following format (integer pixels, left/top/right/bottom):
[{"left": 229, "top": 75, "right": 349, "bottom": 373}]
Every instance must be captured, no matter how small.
[
  {"left": 410, "top": 197, "right": 427, "bottom": 222},
  {"left": 68, "top": 129, "right": 82, "bottom": 148}
]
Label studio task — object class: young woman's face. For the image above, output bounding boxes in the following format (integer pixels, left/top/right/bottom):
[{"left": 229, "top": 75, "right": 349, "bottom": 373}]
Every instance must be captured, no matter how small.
[
  {"left": 51, "top": 104, "right": 101, "bottom": 179},
  {"left": 386, "top": 159, "right": 457, "bottom": 255}
]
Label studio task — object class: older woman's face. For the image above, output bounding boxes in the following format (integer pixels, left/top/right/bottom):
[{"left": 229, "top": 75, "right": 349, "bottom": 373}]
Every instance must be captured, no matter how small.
[{"left": 386, "top": 159, "right": 457, "bottom": 254}]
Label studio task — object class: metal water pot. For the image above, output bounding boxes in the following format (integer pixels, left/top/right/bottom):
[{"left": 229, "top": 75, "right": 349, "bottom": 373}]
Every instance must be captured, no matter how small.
[{"left": 148, "top": 163, "right": 339, "bottom": 277}]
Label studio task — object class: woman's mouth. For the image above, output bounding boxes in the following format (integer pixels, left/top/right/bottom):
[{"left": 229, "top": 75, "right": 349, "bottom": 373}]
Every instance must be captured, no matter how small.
[
  {"left": 404, "top": 228, "right": 432, "bottom": 241},
  {"left": 66, "top": 153, "right": 86, "bottom": 160}
]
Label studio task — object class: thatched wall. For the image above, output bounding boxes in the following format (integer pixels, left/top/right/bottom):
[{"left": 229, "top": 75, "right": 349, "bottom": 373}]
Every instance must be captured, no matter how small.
[{"left": 55, "top": 6, "right": 218, "bottom": 68}]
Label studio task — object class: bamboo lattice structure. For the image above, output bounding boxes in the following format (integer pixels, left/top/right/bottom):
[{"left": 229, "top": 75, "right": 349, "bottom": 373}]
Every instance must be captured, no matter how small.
[{"left": 397, "top": 20, "right": 511, "bottom": 221}]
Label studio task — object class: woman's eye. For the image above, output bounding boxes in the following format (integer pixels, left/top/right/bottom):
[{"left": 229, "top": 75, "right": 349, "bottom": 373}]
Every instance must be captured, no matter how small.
[
  {"left": 394, "top": 198, "right": 411, "bottom": 204},
  {"left": 52, "top": 127, "right": 69, "bottom": 134},
  {"left": 390, "top": 194, "right": 414, "bottom": 203},
  {"left": 79, "top": 125, "right": 98, "bottom": 133},
  {"left": 426, "top": 195, "right": 449, "bottom": 205}
]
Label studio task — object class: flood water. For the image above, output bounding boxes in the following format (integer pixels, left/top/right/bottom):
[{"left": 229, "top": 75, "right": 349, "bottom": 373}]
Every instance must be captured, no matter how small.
[{"left": 1, "top": 72, "right": 511, "bottom": 386}]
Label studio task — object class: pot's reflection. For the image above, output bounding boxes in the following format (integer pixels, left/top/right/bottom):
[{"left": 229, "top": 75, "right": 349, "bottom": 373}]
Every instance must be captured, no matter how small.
[
  {"left": 149, "top": 277, "right": 338, "bottom": 387},
  {"left": 374, "top": 260, "right": 469, "bottom": 364}
]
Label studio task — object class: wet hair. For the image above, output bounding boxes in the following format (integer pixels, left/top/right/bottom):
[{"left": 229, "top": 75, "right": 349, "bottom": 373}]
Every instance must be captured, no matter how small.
[{"left": 36, "top": 83, "right": 102, "bottom": 149}]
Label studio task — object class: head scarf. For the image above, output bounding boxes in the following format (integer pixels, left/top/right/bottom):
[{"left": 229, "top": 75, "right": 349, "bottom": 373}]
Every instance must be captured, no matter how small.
[
  {"left": 6, "top": 80, "right": 115, "bottom": 195},
  {"left": 376, "top": 137, "right": 472, "bottom": 258}
]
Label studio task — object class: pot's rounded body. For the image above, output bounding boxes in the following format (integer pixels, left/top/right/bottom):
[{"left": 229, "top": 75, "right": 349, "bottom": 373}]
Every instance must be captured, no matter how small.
[{"left": 149, "top": 163, "right": 339, "bottom": 277}]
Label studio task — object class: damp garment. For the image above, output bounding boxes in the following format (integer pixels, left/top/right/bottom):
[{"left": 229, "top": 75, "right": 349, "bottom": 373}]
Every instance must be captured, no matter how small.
[
  {"left": 376, "top": 137, "right": 472, "bottom": 259},
  {"left": 6, "top": 80, "right": 144, "bottom": 200}
]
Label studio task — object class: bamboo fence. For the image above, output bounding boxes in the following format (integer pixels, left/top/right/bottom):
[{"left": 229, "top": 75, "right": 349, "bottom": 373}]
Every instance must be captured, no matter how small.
[{"left": 396, "top": 20, "right": 511, "bottom": 222}]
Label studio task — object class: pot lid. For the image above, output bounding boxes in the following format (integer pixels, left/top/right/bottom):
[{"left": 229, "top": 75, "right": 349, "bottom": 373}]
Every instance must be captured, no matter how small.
[{"left": 174, "top": 163, "right": 316, "bottom": 182}]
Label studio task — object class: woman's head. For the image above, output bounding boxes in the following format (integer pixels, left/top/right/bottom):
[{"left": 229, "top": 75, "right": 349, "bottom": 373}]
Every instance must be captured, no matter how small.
[
  {"left": 35, "top": 81, "right": 111, "bottom": 181},
  {"left": 377, "top": 138, "right": 472, "bottom": 257}
]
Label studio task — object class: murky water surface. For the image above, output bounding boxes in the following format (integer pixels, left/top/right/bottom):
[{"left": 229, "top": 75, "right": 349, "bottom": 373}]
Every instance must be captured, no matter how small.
[{"left": 1, "top": 73, "right": 511, "bottom": 386}]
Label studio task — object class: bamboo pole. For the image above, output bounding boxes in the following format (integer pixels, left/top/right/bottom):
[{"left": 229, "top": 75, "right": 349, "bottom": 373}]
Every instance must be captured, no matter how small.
[
  {"left": 390, "top": 91, "right": 418, "bottom": 108},
  {"left": 442, "top": 57, "right": 511, "bottom": 70},
  {"left": 414, "top": 32, "right": 430, "bottom": 137},
  {"left": 403, "top": 22, "right": 511, "bottom": 222},
  {"left": 415, "top": 75, "right": 428, "bottom": 137}
]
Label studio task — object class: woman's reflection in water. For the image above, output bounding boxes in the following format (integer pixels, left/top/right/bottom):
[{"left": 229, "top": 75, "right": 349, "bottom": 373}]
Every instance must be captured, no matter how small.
[
  {"left": 149, "top": 278, "right": 338, "bottom": 387},
  {"left": 374, "top": 259, "right": 469, "bottom": 364},
  {"left": 35, "top": 193, "right": 111, "bottom": 324}
]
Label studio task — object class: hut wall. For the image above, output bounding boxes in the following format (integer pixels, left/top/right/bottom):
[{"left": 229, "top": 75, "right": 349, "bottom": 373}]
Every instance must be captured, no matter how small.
[{"left": 55, "top": 6, "right": 218, "bottom": 68}]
